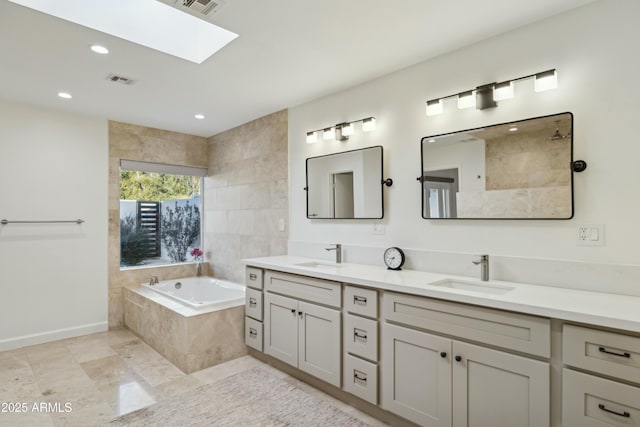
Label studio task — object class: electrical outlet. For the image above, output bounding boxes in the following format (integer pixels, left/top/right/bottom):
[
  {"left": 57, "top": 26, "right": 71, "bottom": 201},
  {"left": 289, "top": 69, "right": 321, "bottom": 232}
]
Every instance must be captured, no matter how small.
[
  {"left": 577, "top": 224, "right": 604, "bottom": 246},
  {"left": 373, "top": 222, "right": 385, "bottom": 235}
]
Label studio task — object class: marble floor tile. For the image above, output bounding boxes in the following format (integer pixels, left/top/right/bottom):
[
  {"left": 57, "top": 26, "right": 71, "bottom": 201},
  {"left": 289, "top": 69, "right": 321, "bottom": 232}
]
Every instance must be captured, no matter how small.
[
  {"left": 0, "top": 329, "right": 388, "bottom": 426},
  {"left": 111, "top": 339, "right": 184, "bottom": 387},
  {"left": 81, "top": 355, "right": 158, "bottom": 416},
  {"left": 190, "top": 354, "right": 269, "bottom": 385},
  {"left": 62, "top": 333, "right": 118, "bottom": 363}
]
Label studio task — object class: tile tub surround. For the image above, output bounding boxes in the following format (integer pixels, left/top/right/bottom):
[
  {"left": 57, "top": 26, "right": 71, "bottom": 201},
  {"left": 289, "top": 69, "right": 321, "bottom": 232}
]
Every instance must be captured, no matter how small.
[
  {"left": 108, "top": 120, "right": 209, "bottom": 328},
  {"left": 123, "top": 286, "right": 246, "bottom": 374}
]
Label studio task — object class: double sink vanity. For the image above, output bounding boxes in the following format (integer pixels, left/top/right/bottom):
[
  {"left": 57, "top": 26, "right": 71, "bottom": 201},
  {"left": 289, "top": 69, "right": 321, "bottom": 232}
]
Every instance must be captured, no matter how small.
[{"left": 243, "top": 255, "right": 640, "bottom": 427}]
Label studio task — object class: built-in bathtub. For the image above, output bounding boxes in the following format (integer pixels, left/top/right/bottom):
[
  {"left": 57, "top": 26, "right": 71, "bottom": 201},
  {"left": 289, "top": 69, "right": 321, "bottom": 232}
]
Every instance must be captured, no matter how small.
[{"left": 123, "top": 276, "right": 247, "bottom": 373}]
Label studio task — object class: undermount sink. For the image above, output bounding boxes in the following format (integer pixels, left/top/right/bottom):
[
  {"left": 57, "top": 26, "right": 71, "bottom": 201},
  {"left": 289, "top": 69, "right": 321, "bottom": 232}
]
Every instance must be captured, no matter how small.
[
  {"left": 429, "top": 279, "right": 514, "bottom": 295},
  {"left": 295, "top": 261, "right": 344, "bottom": 269}
]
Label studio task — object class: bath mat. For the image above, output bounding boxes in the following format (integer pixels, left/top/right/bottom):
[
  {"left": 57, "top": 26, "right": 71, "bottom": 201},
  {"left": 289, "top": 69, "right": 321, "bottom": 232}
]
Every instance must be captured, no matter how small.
[{"left": 110, "top": 366, "right": 375, "bottom": 427}]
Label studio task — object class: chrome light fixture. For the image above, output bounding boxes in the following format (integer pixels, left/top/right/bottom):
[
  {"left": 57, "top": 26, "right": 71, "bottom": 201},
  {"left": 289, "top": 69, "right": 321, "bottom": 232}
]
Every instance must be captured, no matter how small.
[
  {"left": 306, "top": 117, "right": 376, "bottom": 143},
  {"left": 425, "top": 68, "right": 557, "bottom": 116}
]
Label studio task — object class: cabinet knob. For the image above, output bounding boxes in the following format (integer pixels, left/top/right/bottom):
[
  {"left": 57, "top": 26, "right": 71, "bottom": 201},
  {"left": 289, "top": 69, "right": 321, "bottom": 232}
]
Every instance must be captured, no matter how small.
[
  {"left": 298, "top": 311, "right": 303, "bottom": 317},
  {"left": 455, "top": 355, "right": 462, "bottom": 362},
  {"left": 440, "top": 352, "right": 447, "bottom": 358},
  {"left": 291, "top": 308, "right": 296, "bottom": 315}
]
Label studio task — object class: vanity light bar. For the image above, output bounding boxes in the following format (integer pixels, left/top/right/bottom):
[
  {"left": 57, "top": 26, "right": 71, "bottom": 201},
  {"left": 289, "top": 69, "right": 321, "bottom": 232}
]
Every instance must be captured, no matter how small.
[
  {"left": 425, "top": 68, "right": 557, "bottom": 116},
  {"left": 306, "top": 116, "right": 376, "bottom": 143}
]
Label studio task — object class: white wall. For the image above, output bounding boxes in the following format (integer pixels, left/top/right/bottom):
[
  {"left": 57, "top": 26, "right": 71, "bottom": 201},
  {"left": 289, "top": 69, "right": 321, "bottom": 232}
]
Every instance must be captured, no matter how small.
[
  {"left": 289, "top": 1, "right": 640, "bottom": 267},
  {"left": 0, "top": 100, "right": 108, "bottom": 350}
]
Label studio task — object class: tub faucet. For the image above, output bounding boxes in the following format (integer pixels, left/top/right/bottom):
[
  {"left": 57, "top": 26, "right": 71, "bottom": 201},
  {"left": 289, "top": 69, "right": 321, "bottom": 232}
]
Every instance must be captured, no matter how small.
[
  {"left": 196, "top": 262, "right": 202, "bottom": 277},
  {"left": 148, "top": 276, "right": 159, "bottom": 286},
  {"left": 325, "top": 244, "right": 342, "bottom": 264},
  {"left": 472, "top": 255, "right": 489, "bottom": 281}
]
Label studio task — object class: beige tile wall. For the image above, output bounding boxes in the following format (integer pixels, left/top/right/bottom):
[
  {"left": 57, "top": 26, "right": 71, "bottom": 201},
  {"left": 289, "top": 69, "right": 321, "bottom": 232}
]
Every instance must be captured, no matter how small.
[
  {"left": 485, "top": 130, "right": 571, "bottom": 190},
  {"left": 108, "top": 121, "right": 209, "bottom": 327},
  {"left": 205, "top": 110, "right": 289, "bottom": 283}
]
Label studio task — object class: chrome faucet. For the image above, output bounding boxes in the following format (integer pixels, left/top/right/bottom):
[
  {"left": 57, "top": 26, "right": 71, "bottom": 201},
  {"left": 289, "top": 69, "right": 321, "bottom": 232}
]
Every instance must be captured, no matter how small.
[
  {"left": 196, "top": 262, "right": 202, "bottom": 277},
  {"left": 472, "top": 255, "right": 489, "bottom": 281},
  {"left": 325, "top": 244, "right": 342, "bottom": 264},
  {"left": 148, "top": 275, "right": 159, "bottom": 286}
]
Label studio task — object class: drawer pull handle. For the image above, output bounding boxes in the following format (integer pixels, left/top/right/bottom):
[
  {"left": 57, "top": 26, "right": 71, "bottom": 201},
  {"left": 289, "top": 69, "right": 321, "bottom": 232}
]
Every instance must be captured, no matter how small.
[
  {"left": 249, "top": 297, "right": 257, "bottom": 307},
  {"left": 298, "top": 311, "right": 303, "bottom": 317},
  {"left": 353, "top": 295, "right": 367, "bottom": 304},
  {"left": 599, "top": 347, "right": 631, "bottom": 358},
  {"left": 440, "top": 352, "right": 447, "bottom": 358},
  {"left": 291, "top": 308, "right": 296, "bottom": 316},
  {"left": 249, "top": 328, "right": 257, "bottom": 337},
  {"left": 249, "top": 273, "right": 257, "bottom": 280},
  {"left": 354, "top": 331, "right": 368, "bottom": 340},
  {"left": 455, "top": 355, "right": 462, "bottom": 362},
  {"left": 598, "top": 403, "right": 630, "bottom": 418},
  {"left": 354, "top": 372, "right": 367, "bottom": 383}
]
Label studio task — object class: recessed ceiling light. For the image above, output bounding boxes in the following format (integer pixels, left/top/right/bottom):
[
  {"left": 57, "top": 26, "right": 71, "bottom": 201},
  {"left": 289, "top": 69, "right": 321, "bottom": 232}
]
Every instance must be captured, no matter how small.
[
  {"left": 195, "top": 114, "right": 205, "bottom": 120},
  {"left": 58, "top": 92, "right": 72, "bottom": 99},
  {"left": 90, "top": 44, "right": 109, "bottom": 54}
]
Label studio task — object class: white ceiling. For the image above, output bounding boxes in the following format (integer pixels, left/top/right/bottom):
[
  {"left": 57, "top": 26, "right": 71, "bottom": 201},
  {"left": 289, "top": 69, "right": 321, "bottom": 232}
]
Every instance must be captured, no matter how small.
[{"left": 0, "top": 0, "right": 596, "bottom": 137}]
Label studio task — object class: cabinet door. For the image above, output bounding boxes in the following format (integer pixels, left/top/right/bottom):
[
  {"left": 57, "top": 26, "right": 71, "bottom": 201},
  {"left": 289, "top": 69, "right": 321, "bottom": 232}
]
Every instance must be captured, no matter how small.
[
  {"left": 381, "top": 323, "right": 452, "bottom": 427},
  {"left": 298, "top": 301, "right": 341, "bottom": 387},
  {"left": 452, "top": 341, "right": 549, "bottom": 427},
  {"left": 264, "top": 293, "right": 298, "bottom": 367}
]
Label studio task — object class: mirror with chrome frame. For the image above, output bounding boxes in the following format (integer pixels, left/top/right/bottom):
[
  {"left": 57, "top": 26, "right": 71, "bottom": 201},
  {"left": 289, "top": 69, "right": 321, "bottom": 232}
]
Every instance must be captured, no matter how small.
[
  {"left": 420, "top": 112, "right": 574, "bottom": 219},
  {"left": 306, "top": 146, "right": 384, "bottom": 219}
]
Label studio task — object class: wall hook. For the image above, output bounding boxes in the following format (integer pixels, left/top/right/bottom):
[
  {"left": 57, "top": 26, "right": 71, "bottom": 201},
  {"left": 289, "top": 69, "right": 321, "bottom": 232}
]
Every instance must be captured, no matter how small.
[{"left": 571, "top": 160, "right": 587, "bottom": 172}]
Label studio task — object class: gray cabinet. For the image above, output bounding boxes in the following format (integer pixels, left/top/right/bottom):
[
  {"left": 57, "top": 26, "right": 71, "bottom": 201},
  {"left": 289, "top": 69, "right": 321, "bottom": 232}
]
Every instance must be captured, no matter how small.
[
  {"left": 562, "top": 324, "right": 640, "bottom": 426},
  {"left": 264, "top": 289, "right": 341, "bottom": 387},
  {"left": 381, "top": 292, "right": 550, "bottom": 427}
]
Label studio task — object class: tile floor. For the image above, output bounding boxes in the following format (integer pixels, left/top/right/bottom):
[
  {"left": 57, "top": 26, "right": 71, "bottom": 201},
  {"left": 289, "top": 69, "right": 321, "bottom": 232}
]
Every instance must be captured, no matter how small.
[{"left": 0, "top": 329, "right": 386, "bottom": 426}]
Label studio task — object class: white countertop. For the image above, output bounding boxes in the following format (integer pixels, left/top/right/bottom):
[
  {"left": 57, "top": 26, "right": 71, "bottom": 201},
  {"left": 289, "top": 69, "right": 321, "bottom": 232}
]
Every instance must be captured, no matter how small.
[{"left": 243, "top": 255, "right": 640, "bottom": 333}]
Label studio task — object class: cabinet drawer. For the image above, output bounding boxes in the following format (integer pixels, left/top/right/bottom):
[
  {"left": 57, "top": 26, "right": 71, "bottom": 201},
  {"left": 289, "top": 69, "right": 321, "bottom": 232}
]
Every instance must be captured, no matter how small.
[
  {"left": 382, "top": 291, "right": 550, "bottom": 357},
  {"left": 245, "top": 288, "right": 263, "bottom": 321},
  {"left": 264, "top": 270, "right": 341, "bottom": 308},
  {"left": 344, "top": 286, "right": 377, "bottom": 318},
  {"left": 563, "top": 324, "right": 640, "bottom": 384},
  {"left": 343, "top": 354, "right": 378, "bottom": 405},
  {"left": 344, "top": 313, "right": 378, "bottom": 362},
  {"left": 245, "top": 267, "right": 263, "bottom": 290},
  {"left": 563, "top": 368, "right": 640, "bottom": 427},
  {"left": 245, "top": 317, "right": 263, "bottom": 352}
]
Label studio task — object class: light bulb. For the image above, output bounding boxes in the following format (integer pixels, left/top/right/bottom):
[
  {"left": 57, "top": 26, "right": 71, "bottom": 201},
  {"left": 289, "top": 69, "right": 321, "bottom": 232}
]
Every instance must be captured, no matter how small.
[
  {"left": 534, "top": 69, "right": 557, "bottom": 92},
  {"left": 362, "top": 117, "right": 376, "bottom": 132},
  {"left": 426, "top": 99, "right": 443, "bottom": 116},
  {"left": 493, "top": 81, "right": 514, "bottom": 101}
]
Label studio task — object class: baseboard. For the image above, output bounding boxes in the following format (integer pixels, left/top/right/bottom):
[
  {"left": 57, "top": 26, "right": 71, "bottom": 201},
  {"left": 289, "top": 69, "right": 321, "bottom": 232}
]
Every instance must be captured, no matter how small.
[{"left": 0, "top": 321, "right": 108, "bottom": 352}]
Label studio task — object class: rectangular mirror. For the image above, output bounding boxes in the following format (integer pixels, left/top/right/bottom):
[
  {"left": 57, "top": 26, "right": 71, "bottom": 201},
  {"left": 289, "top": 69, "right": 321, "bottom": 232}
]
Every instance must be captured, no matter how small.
[
  {"left": 420, "top": 112, "right": 573, "bottom": 219},
  {"left": 306, "top": 146, "right": 384, "bottom": 219}
]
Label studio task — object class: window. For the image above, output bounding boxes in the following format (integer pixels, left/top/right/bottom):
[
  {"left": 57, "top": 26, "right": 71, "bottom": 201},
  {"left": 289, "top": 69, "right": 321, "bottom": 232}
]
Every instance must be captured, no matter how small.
[{"left": 119, "top": 160, "right": 206, "bottom": 268}]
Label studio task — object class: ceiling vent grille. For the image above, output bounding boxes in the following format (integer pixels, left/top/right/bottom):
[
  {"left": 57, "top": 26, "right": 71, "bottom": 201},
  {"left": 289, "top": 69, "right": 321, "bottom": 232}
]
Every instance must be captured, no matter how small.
[
  {"left": 106, "top": 74, "right": 136, "bottom": 86},
  {"left": 157, "top": 0, "right": 225, "bottom": 19}
]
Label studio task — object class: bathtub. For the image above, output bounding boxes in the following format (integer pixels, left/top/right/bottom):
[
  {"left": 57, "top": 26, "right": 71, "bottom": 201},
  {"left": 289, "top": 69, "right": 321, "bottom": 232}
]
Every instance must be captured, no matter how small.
[
  {"left": 144, "top": 276, "right": 245, "bottom": 310},
  {"left": 124, "top": 276, "right": 248, "bottom": 373}
]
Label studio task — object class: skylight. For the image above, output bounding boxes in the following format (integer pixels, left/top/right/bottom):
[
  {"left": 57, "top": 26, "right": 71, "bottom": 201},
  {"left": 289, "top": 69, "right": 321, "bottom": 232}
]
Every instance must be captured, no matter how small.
[{"left": 8, "top": 0, "right": 238, "bottom": 64}]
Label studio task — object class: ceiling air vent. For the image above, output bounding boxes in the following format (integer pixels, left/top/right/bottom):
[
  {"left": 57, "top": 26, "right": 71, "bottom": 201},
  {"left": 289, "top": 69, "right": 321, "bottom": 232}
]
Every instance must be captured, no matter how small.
[
  {"left": 157, "top": 0, "right": 226, "bottom": 19},
  {"left": 106, "top": 74, "right": 136, "bottom": 86}
]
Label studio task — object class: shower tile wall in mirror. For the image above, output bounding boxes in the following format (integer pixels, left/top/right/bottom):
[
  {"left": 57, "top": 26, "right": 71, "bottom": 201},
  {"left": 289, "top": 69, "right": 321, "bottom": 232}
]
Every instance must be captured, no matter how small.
[
  {"left": 420, "top": 112, "right": 573, "bottom": 219},
  {"left": 306, "top": 146, "right": 384, "bottom": 219}
]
